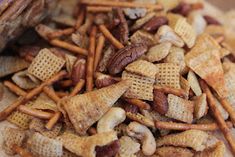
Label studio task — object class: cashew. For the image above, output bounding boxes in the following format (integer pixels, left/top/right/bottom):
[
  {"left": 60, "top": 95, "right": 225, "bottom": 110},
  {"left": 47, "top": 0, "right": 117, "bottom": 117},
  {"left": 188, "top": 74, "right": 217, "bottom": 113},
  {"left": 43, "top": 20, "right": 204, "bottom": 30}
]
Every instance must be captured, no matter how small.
[
  {"left": 156, "top": 25, "right": 184, "bottom": 48},
  {"left": 97, "top": 107, "right": 126, "bottom": 133},
  {"left": 126, "top": 122, "right": 156, "bottom": 156}
]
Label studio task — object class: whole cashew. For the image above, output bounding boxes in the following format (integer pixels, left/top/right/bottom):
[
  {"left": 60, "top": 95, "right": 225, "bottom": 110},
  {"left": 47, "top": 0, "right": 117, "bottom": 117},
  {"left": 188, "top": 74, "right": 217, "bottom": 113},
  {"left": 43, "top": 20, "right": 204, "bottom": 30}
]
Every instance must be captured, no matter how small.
[
  {"left": 126, "top": 122, "right": 156, "bottom": 156},
  {"left": 97, "top": 107, "right": 126, "bottom": 133}
]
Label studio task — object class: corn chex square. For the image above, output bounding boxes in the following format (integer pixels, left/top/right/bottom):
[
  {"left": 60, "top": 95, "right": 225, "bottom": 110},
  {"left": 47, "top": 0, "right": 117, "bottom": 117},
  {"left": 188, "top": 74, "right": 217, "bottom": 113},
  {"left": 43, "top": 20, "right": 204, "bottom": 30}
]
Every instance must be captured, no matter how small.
[
  {"left": 28, "top": 48, "right": 65, "bottom": 81},
  {"left": 155, "top": 63, "right": 181, "bottom": 89},
  {"left": 170, "top": 17, "right": 196, "bottom": 48},
  {"left": 122, "top": 71, "right": 155, "bottom": 101}
]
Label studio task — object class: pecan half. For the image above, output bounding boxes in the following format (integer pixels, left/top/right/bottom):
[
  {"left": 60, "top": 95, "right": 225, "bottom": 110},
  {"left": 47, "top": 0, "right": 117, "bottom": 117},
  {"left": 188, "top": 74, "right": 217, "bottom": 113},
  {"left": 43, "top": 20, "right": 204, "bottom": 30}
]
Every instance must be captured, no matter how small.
[
  {"left": 95, "top": 73, "right": 119, "bottom": 89},
  {"left": 108, "top": 43, "right": 148, "bottom": 75},
  {"left": 143, "top": 16, "right": 168, "bottom": 32},
  {"left": 95, "top": 140, "right": 120, "bottom": 157},
  {"left": 123, "top": 103, "right": 139, "bottom": 114},
  {"left": 171, "top": 2, "right": 191, "bottom": 16},
  {"left": 112, "top": 8, "right": 129, "bottom": 44},
  {"left": 153, "top": 89, "right": 168, "bottom": 115},
  {"left": 203, "top": 15, "right": 221, "bottom": 25},
  {"left": 71, "top": 58, "right": 86, "bottom": 85}
]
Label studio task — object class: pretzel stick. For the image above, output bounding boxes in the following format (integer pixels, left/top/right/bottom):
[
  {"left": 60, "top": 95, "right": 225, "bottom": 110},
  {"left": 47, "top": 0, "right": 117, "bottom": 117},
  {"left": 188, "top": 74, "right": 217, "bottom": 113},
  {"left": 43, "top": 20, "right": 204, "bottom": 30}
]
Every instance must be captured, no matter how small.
[
  {"left": 18, "top": 105, "right": 54, "bottom": 119},
  {"left": 199, "top": 80, "right": 235, "bottom": 155},
  {"left": 215, "top": 35, "right": 225, "bottom": 44},
  {"left": 50, "top": 39, "right": 88, "bottom": 56},
  {"left": 43, "top": 87, "right": 61, "bottom": 103},
  {"left": 154, "top": 85, "right": 188, "bottom": 99},
  {"left": 58, "top": 80, "right": 73, "bottom": 88},
  {"left": 80, "top": 0, "right": 163, "bottom": 10},
  {"left": 94, "top": 35, "right": 105, "bottom": 71},
  {"left": 87, "top": 6, "right": 112, "bottom": 13},
  {"left": 124, "top": 98, "right": 150, "bottom": 110},
  {"left": 70, "top": 79, "right": 85, "bottom": 97},
  {"left": 75, "top": 7, "right": 85, "bottom": 29},
  {"left": 99, "top": 24, "right": 124, "bottom": 49},
  {"left": 86, "top": 26, "right": 97, "bottom": 92},
  {"left": 155, "top": 121, "right": 233, "bottom": 131},
  {"left": 0, "top": 71, "right": 66, "bottom": 121},
  {"left": 4, "top": 81, "right": 27, "bottom": 96},
  {"left": 47, "top": 28, "right": 75, "bottom": 39},
  {"left": 218, "top": 98, "right": 235, "bottom": 125},
  {"left": 55, "top": 91, "right": 69, "bottom": 98},
  {"left": 12, "top": 144, "right": 33, "bottom": 157}
]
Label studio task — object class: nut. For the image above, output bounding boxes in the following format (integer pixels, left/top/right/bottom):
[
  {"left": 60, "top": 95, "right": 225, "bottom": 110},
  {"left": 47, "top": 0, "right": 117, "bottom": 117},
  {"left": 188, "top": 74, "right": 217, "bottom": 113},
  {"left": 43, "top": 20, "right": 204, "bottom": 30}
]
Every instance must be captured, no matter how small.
[
  {"left": 71, "top": 58, "right": 86, "bottom": 85},
  {"left": 123, "top": 103, "right": 139, "bottom": 114},
  {"left": 97, "top": 107, "right": 126, "bottom": 133},
  {"left": 143, "top": 16, "right": 168, "bottom": 32},
  {"left": 95, "top": 73, "right": 119, "bottom": 89},
  {"left": 156, "top": 25, "right": 184, "bottom": 47},
  {"left": 126, "top": 122, "right": 156, "bottom": 156},
  {"left": 95, "top": 140, "right": 120, "bottom": 157},
  {"left": 108, "top": 43, "right": 148, "bottom": 75},
  {"left": 153, "top": 89, "right": 169, "bottom": 115},
  {"left": 203, "top": 15, "right": 221, "bottom": 25},
  {"left": 171, "top": 2, "right": 191, "bottom": 16},
  {"left": 112, "top": 8, "right": 129, "bottom": 44}
]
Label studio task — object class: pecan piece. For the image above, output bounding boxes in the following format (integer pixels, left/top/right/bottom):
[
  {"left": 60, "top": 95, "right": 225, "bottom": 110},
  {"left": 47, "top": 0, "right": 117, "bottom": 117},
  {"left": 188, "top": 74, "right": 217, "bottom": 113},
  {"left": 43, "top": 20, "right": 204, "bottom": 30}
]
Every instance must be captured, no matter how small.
[
  {"left": 108, "top": 43, "right": 148, "bottom": 75},
  {"left": 203, "top": 15, "right": 221, "bottom": 25},
  {"left": 153, "top": 89, "right": 168, "bottom": 115},
  {"left": 95, "top": 72, "right": 119, "bottom": 89},
  {"left": 71, "top": 58, "right": 86, "bottom": 85},
  {"left": 95, "top": 140, "right": 120, "bottom": 157},
  {"left": 123, "top": 103, "right": 139, "bottom": 114},
  {"left": 112, "top": 8, "right": 129, "bottom": 44},
  {"left": 143, "top": 16, "right": 168, "bottom": 32},
  {"left": 171, "top": 2, "right": 191, "bottom": 16}
]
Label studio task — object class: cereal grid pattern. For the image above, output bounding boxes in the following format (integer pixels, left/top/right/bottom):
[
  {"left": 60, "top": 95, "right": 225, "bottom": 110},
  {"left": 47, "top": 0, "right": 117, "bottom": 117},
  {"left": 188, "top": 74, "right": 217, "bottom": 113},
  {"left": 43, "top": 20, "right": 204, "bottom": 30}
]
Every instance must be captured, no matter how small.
[
  {"left": 174, "top": 18, "right": 196, "bottom": 48},
  {"left": 27, "top": 133, "right": 63, "bottom": 157},
  {"left": 166, "top": 94, "right": 194, "bottom": 123},
  {"left": 125, "top": 60, "right": 158, "bottom": 79},
  {"left": 29, "top": 118, "right": 62, "bottom": 138},
  {"left": 122, "top": 71, "right": 155, "bottom": 101},
  {"left": 155, "top": 63, "right": 180, "bottom": 89},
  {"left": 28, "top": 49, "right": 65, "bottom": 81},
  {"left": 7, "top": 102, "right": 33, "bottom": 129},
  {"left": 3, "top": 128, "right": 25, "bottom": 155}
]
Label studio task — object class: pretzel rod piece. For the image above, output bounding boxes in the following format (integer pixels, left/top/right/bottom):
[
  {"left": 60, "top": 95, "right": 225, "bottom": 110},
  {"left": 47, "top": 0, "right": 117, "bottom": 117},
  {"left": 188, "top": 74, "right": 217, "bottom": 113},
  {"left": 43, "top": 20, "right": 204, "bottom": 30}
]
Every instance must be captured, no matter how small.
[
  {"left": 55, "top": 91, "right": 69, "bottom": 97},
  {"left": 200, "top": 80, "right": 235, "bottom": 155},
  {"left": 58, "top": 80, "right": 73, "bottom": 88},
  {"left": 50, "top": 39, "right": 88, "bottom": 56},
  {"left": 99, "top": 24, "right": 124, "bottom": 49},
  {"left": 155, "top": 121, "right": 233, "bottom": 131},
  {"left": 70, "top": 79, "right": 85, "bottom": 97},
  {"left": 154, "top": 85, "right": 188, "bottom": 99},
  {"left": 0, "top": 71, "right": 66, "bottom": 121},
  {"left": 218, "top": 98, "right": 235, "bottom": 125},
  {"left": 124, "top": 98, "right": 151, "bottom": 110},
  {"left": 75, "top": 7, "right": 85, "bottom": 29},
  {"left": 18, "top": 105, "right": 54, "bottom": 119},
  {"left": 47, "top": 28, "right": 75, "bottom": 39},
  {"left": 80, "top": 0, "right": 163, "bottom": 10},
  {"left": 86, "top": 26, "right": 97, "bottom": 92},
  {"left": 4, "top": 81, "right": 27, "bottom": 96},
  {"left": 215, "top": 35, "right": 225, "bottom": 44},
  {"left": 94, "top": 35, "right": 105, "bottom": 71},
  {"left": 87, "top": 6, "right": 112, "bottom": 13},
  {"left": 45, "top": 111, "right": 61, "bottom": 130},
  {"left": 12, "top": 144, "right": 33, "bottom": 157},
  {"left": 43, "top": 87, "right": 61, "bottom": 103}
]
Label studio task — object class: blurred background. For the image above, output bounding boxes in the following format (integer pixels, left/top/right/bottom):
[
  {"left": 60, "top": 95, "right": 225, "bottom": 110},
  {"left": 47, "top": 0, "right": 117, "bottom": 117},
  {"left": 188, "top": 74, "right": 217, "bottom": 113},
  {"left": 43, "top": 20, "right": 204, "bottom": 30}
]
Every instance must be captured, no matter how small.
[{"left": 207, "top": 0, "right": 235, "bottom": 10}]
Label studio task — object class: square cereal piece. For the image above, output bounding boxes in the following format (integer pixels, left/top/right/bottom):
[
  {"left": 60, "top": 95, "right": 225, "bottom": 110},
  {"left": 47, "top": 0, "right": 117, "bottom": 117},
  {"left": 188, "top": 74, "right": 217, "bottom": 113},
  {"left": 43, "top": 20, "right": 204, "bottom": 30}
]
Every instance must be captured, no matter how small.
[
  {"left": 155, "top": 63, "right": 181, "bottom": 89},
  {"left": 125, "top": 60, "right": 158, "bottom": 79},
  {"left": 170, "top": 17, "right": 196, "bottom": 48},
  {"left": 28, "top": 48, "right": 65, "bottom": 81},
  {"left": 7, "top": 102, "right": 33, "bottom": 129},
  {"left": 122, "top": 71, "right": 155, "bottom": 101},
  {"left": 166, "top": 94, "right": 194, "bottom": 123}
]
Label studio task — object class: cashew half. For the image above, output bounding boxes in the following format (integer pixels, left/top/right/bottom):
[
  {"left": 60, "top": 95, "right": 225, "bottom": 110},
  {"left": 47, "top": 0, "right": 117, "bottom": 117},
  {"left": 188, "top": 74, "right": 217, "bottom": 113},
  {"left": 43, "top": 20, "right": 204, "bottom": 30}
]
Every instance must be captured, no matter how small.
[
  {"left": 126, "top": 122, "right": 156, "bottom": 156},
  {"left": 97, "top": 107, "right": 126, "bottom": 133}
]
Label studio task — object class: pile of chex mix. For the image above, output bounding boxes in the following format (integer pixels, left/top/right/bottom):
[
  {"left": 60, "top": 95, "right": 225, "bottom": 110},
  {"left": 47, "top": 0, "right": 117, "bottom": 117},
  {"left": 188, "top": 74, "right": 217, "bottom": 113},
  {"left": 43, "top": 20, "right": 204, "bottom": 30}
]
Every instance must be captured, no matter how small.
[{"left": 0, "top": 0, "right": 235, "bottom": 157}]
